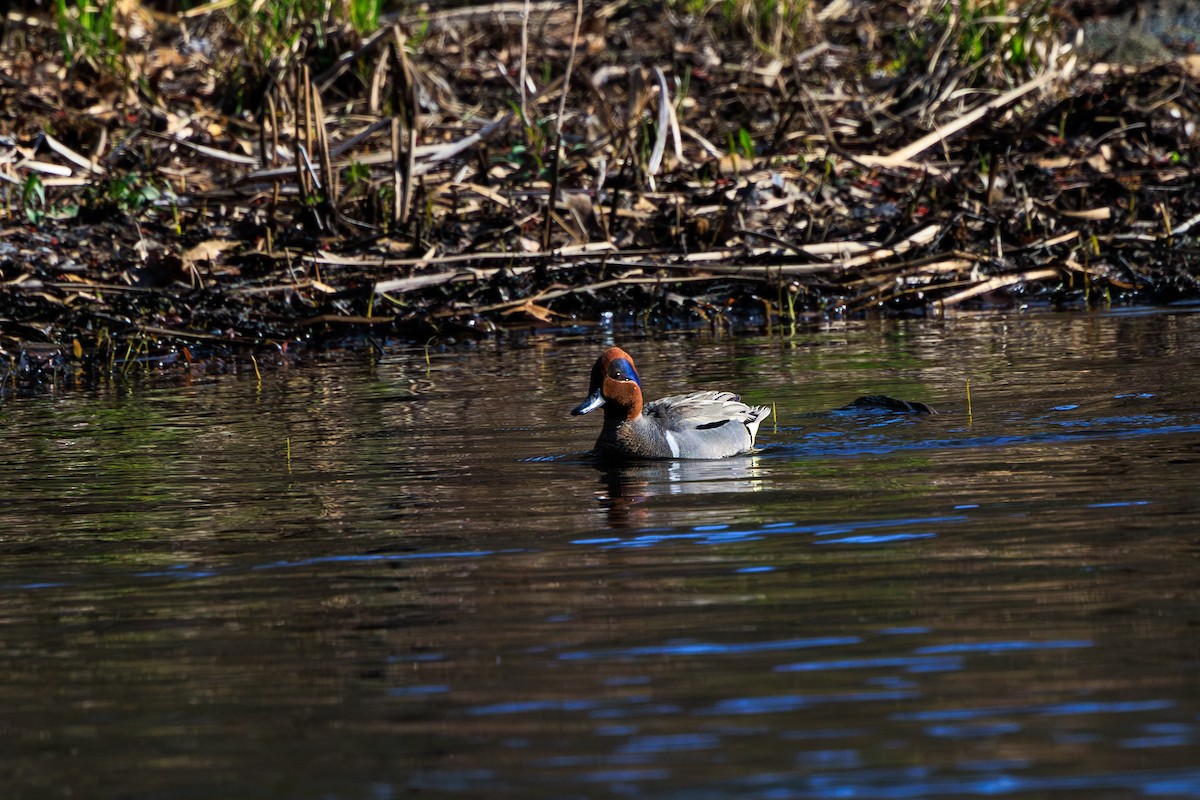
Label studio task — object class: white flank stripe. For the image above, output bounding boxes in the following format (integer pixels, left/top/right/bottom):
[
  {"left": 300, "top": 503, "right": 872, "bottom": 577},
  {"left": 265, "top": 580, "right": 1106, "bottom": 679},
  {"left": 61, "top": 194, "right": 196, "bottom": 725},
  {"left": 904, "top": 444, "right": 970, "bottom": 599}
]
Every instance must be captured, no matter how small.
[{"left": 663, "top": 430, "right": 681, "bottom": 458}]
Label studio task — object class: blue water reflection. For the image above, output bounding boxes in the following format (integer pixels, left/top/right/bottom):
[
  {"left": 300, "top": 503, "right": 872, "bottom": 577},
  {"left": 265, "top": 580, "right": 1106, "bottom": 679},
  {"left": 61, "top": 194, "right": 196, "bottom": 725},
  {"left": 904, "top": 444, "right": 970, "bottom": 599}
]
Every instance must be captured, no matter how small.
[
  {"left": 895, "top": 699, "right": 1177, "bottom": 722},
  {"left": 775, "top": 655, "right": 963, "bottom": 673},
  {"left": 3, "top": 312, "right": 1200, "bottom": 799},
  {"left": 559, "top": 637, "right": 861, "bottom": 662},
  {"left": 573, "top": 515, "right": 965, "bottom": 549}
]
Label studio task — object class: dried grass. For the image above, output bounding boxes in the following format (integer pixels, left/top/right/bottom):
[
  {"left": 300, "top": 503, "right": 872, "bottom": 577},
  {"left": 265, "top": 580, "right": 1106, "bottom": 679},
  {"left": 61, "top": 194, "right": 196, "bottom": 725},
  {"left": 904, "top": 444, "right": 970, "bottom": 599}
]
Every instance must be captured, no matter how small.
[{"left": 1, "top": 1, "right": 1200, "bottom": 381}]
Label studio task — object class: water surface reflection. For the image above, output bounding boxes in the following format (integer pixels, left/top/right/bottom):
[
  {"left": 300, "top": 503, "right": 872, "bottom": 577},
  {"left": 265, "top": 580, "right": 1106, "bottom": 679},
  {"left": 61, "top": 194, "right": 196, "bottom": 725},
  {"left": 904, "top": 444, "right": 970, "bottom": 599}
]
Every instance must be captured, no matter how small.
[{"left": 1, "top": 310, "right": 1199, "bottom": 798}]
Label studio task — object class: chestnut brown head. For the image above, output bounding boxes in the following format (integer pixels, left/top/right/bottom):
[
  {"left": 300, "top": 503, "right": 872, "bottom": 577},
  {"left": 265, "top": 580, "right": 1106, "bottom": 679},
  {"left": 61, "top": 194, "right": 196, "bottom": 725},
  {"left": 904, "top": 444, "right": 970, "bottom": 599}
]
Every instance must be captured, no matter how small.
[{"left": 570, "top": 347, "right": 644, "bottom": 421}]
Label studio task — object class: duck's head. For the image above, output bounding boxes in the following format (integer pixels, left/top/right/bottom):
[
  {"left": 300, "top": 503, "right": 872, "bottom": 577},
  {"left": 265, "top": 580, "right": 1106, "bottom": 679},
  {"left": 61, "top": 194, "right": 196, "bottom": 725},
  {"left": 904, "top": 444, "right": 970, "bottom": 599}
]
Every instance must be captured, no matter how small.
[{"left": 571, "top": 346, "right": 643, "bottom": 420}]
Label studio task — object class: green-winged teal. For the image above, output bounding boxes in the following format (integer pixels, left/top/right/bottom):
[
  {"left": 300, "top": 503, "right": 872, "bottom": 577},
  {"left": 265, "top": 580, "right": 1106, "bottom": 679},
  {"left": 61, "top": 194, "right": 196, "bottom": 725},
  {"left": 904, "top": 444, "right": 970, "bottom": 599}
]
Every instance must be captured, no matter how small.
[{"left": 571, "top": 346, "right": 770, "bottom": 459}]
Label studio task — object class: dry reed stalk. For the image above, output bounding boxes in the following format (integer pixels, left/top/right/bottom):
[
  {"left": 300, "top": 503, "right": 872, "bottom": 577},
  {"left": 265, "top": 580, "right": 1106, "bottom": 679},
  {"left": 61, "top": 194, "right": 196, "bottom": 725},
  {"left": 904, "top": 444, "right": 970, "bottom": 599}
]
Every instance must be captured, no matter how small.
[
  {"left": 939, "top": 268, "right": 1062, "bottom": 307},
  {"left": 42, "top": 134, "right": 105, "bottom": 175},
  {"left": 311, "top": 72, "right": 336, "bottom": 228},
  {"left": 542, "top": 0, "right": 584, "bottom": 251},
  {"left": 295, "top": 65, "right": 314, "bottom": 223},
  {"left": 430, "top": 272, "right": 768, "bottom": 319},
  {"left": 391, "top": 117, "right": 402, "bottom": 228},
  {"left": 391, "top": 26, "right": 419, "bottom": 228},
  {"left": 519, "top": 0, "right": 530, "bottom": 125},
  {"left": 867, "top": 71, "right": 1060, "bottom": 168},
  {"left": 646, "top": 66, "right": 671, "bottom": 190}
]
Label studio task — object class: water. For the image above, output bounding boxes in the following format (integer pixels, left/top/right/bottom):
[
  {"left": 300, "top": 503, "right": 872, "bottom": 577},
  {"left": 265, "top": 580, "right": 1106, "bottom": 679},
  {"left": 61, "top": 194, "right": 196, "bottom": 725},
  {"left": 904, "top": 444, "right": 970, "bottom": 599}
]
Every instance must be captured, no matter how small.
[{"left": 2, "top": 309, "right": 1199, "bottom": 799}]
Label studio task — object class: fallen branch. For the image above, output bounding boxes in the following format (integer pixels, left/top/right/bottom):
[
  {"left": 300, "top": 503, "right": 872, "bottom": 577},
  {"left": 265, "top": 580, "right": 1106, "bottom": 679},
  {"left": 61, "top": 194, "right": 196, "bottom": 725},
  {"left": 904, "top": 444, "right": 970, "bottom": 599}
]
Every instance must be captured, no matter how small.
[
  {"left": 866, "top": 70, "right": 1061, "bottom": 168},
  {"left": 939, "top": 268, "right": 1061, "bottom": 307}
]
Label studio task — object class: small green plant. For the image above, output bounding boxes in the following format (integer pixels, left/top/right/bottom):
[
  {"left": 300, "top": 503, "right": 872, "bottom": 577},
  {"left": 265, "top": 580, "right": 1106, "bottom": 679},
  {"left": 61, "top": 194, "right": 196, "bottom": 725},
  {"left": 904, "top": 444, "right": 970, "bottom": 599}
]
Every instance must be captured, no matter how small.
[
  {"left": 227, "top": 0, "right": 401, "bottom": 84},
  {"left": 885, "top": 0, "right": 1058, "bottom": 107},
  {"left": 344, "top": 159, "right": 371, "bottom": 190},
  {"left": 233, "top": 0, "right": 330, "bottom": 71},
  {"left": 108, "top": 174, "right": 169, "bottom": 213},
  {"left": 81, "top": 174, "right": 178, "bottom": 218},
  {"left": 348, "top": 0, "right": 384, "bottom": 35},
  {"left": 16, "top": 174, "right": 77, "bottom": 225},
  {"left": 340, "top": 159, "right": 375, "bottom": 211},
  {"left": 938, "top": 0, "right": 1054, "bottom": 78},
  {"left": 498, "top": 142, "right": 547, "bottom": 181},
  {"left": 728, "top": 128, "right": 755, "bottom": 161},
  {"left": 717, "top": 0, "right": 809, "bottom": 57},
  {"left": 55, "top": 0, "right": 124, "bottom": 72},
  {"left": 500, "top": 104, "right": 555, "bottom": 179},
  {"left": 950, "top": 0, "right": 1005, "bottom": 63},
  {"left": 676, "top": 65, "right": 692, "bottom": 115},
  {"left": 405, "top": 11, "right": 431, "bottom": 50},
  {"left": 22, "top": 174, "right": 46, "bottom": 226}
]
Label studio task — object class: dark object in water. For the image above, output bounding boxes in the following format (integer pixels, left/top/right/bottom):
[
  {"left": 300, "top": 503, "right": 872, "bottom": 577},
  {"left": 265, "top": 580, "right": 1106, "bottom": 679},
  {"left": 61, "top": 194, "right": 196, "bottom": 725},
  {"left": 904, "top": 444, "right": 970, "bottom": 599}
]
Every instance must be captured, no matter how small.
[{"left": 842, "top": 395, "right": 937, "bottom": 415}]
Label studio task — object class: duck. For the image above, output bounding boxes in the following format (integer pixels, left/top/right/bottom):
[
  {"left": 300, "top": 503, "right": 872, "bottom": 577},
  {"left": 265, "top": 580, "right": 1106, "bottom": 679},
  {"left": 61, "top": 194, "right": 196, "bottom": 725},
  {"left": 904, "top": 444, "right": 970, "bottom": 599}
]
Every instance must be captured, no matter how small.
[{"left": 571, "top": 346, "right": 770, "bottom": 459}]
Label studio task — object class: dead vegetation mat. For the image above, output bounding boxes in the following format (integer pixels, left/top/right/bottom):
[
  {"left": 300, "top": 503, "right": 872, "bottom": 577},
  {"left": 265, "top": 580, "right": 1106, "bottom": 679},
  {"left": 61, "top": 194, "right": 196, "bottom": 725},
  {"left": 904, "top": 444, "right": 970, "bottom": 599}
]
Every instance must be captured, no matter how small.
[{"left": 2, "top": 1, "right": 1200, "bottom": 388}]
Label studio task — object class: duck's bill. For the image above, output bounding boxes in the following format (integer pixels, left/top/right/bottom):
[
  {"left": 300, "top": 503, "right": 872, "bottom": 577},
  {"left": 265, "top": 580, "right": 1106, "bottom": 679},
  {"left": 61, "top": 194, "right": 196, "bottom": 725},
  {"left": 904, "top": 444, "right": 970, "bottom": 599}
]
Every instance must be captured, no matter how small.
[{"left": 571, "top": 391, "right": 605, "bottom": 415}]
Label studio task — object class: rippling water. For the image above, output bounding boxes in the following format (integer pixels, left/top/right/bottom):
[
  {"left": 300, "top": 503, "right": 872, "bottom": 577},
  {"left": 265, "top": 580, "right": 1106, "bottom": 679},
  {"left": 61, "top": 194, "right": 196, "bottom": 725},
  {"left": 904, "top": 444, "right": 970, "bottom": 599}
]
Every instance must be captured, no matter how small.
[{"left": 2, "top": 309, "right": 1199, "bottom": 799}]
